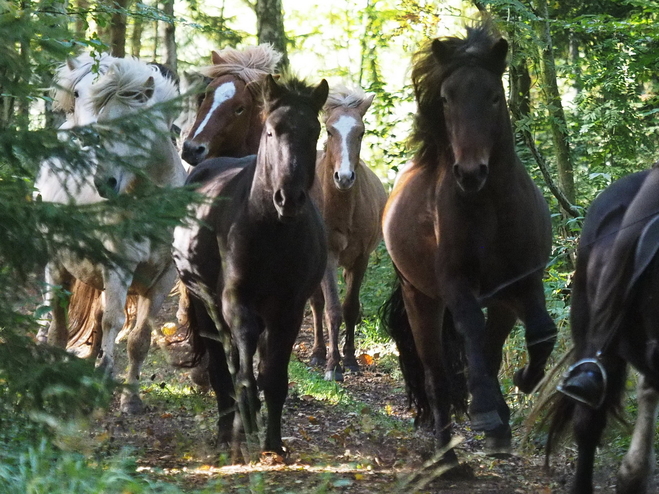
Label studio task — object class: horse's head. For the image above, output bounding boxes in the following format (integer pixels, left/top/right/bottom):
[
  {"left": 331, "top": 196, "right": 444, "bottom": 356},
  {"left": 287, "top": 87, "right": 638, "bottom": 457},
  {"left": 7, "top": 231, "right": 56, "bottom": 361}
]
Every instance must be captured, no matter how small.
[
  {"left": 182, "top": 45, "right": 282, "bottom": 166},
  {"left": 260, "top": 74, "right": 328, "bottom": 221},
  {"left": 323, "top": 86, "right": 374, "bottom": 190},
  {"left": 433, "top": 35, "right": 509, "bottom": 194},
  {"left": 181, "top": 74, "right": 257, "bottom": 165},
  {"left": 90, "top": 58, "right": 180, "bottom": 197},
  {"left": 52, "top": 52, "right": 115, "bottom": 128}
]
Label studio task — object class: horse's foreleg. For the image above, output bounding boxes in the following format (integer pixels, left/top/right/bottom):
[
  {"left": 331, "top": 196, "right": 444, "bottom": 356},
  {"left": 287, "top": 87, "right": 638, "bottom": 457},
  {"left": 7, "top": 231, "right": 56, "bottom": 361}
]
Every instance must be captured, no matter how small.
[
  {"left": 222, "top": 291, "right": 261, "bottom": 459},
  {"left": 40, "top": 263, "right": 73, "bottom": 348},
  {"left": 617, "top": 375, "right": 659, "bottom": 494},
  {"left": 309, "top": 285, "right": 327, "bottom": 367},
  {"left": 122, "top": 265, "right": 177, "bottom": 414},
  {"left": 482, "top": 303, "right": 517, "bottom": 455},
  {"left": 97, "top": 269, "right": 132, "bottom": 377},
  {"left": 513, "top": 280, "right": 557, "bottom": 393},
  {"left": 341, "top": 255, "right": 369, "bottom": 373},
  {"left": 442, "top": 284, "right": 502, "bottom": 432},
  {"left": 318, "top": 257, "right": 343, "bottom": 381},
  {"left": 258, "top": 308, "right": 303, "bottom": 454},
  {"left": 400, "top": 283, "right": 458, "bottom": 465}
]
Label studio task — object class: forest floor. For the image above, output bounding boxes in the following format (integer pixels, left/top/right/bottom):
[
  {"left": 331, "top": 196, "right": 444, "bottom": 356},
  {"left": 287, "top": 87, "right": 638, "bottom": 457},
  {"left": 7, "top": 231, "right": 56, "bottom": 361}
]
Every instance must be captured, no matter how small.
[{"left": 88, "top": 292, "right": 640, "bottom": 494}]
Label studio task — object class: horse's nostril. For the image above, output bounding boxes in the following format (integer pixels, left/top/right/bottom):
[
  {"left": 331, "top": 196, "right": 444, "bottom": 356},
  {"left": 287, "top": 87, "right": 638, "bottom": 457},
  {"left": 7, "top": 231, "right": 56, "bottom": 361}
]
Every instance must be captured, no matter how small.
[
  {"left": 195, "top": 145, "right": 207, "bottom": 157},
  {"left": 479, "top": 164, "right": 488, "bottom": 177},
  {"left": 334, "top": 171, "right": 340, "bottom": 182},
  {"left": 297, "top": 191, "right": 306, "bottom": 206},
  {"left": 274, "top": 189, "right": 284, "bottom": 206},
  {"left": 453, "top": 163, "right": 461, "bottom": 178},
  {"left": 107, "top": 177, "right": 118, "bottom": 189},
  {"left": 350, "top": 171, "right": 356, "bottom": 182}
]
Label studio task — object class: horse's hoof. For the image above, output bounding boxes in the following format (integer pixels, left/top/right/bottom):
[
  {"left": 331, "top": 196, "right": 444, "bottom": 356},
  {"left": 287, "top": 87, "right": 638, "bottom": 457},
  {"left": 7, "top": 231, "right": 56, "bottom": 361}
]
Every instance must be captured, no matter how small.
[
  {"left": 438, "top": 462, "right": 475, "bottom": 480},
  {"left": 309, "top": 355, "right": 326, "bottom": 367},
  {"left": 484, "top": 426, "right": 512, "bottom": 457},
  {"left": 342, "top": 359, "right": 360, "bottom": 373},
  {"left": 120, "top": 393, "right": 144, "bottom": 415},
  {"left": 558, "top": 368, "right": 605, "bottom": 409},
  {"left": 513, "top": 366, "right": 544, "bottom": 394},
  {"left": 324, "top": 369, "right": 344, "bottom": 382},
  {"left": 470, "top": 409, "right": 503, "bottom": 431}
]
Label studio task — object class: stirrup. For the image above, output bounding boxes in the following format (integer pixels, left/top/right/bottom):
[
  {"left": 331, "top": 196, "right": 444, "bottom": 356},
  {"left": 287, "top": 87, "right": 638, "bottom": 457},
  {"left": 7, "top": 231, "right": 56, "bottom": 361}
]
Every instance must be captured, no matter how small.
[{"left": 557, "top": 358, "right": 607, "bottom": 409}]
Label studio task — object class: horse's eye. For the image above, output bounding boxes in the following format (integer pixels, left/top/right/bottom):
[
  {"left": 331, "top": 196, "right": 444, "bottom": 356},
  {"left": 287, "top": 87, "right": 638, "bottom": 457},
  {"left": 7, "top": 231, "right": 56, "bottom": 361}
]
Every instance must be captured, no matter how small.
[
  {"left": 266, "top": 130, "right": 273, "bottom": 137},
  {"left": 327, "top": 130, "right": 333, "bottom": 138},
  {"left": 74, "top": 90, "right": 80, "bottom": 98},
  {"left": 235, "top": 106, "right": 245, "bottom": 115},
  {"left": 359, "top": 132, "right": 365, "bottom": 140},
  {"left": 492, "top": 94, "right": 501, "bottom": 106}
]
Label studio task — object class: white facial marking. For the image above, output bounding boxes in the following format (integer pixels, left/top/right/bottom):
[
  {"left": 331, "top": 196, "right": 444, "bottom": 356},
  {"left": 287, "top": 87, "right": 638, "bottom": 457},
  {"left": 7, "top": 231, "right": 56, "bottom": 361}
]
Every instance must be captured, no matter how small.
[
  {"left": 333, "top": 114, "right": 357, "bottom": 178},
  {"left": 192, "top": 81, "right": 236, "bottom": 138}
]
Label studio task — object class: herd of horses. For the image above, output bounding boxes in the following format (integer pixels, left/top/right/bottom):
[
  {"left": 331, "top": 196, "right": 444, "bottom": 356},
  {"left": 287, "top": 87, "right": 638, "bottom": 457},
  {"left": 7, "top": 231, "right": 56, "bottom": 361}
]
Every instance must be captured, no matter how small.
[{"left": 32, "top": 22, "right": 659, "bottom": 494}]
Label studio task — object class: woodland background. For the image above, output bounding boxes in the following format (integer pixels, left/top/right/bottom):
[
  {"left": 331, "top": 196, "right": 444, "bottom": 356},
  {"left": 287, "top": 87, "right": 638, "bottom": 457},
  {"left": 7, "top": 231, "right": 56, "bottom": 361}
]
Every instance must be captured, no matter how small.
[{"left": 1, "top": 0, "right": 659, "bottom": 492}]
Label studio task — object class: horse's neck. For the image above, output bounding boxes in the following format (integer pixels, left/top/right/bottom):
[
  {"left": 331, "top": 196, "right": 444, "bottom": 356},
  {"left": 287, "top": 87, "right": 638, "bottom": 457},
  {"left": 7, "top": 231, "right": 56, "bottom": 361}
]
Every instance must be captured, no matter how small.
[{"left": 149, "top": 137, "right": 188, "bottom": 187}]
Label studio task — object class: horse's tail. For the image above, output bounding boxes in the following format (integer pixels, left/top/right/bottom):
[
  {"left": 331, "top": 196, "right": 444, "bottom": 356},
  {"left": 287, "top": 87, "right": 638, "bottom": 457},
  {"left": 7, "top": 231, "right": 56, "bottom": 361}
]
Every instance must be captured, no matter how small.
[
  {"left": 380, "top": 281, "right": 468, "bottom": 428},
  {"left": 66, "top": 280, "right": 137, "bottom": 358}
]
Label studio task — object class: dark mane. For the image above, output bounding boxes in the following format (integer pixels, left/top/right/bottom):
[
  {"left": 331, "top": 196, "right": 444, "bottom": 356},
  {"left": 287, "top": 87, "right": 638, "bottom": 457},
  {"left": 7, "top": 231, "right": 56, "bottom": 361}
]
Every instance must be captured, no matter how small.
[
  {"left": 409, "top": 24, "right": 507, "bottom": 167},
  {"left": 262, "top": 74, "right": 320, "bottom": 113}
]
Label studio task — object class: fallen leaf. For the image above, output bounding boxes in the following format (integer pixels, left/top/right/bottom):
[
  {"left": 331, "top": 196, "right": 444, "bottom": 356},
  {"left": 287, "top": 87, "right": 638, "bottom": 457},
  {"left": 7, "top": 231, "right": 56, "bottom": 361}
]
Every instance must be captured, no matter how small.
[
  {"left": 161, "top": 322, "right": 177, "bottom": 336},
  {"left": 358, "top": 353, "right": 374, "bottom": 366}
]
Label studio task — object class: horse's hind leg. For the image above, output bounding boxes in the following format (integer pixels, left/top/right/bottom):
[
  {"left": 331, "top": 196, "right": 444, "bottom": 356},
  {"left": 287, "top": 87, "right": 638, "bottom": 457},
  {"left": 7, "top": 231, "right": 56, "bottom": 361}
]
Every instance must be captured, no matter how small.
[
  {"left": 309, "top": 285, "right": 327, "bottom": 367},
  {"left": 617, "top": 375, "right": 659, "bottom": 494},
  {"left": 39, "top": 263, "right": 73, "bottom": 348},
  {"left": 341, "top": 254, "right": 369, "bottom": 373},
  {"left": 317, "top": 256, "right": 344, "bottom": 381},
  {"left": 512, "top": 280, "right": 557, "bottom": 393},
  {"left": 571, "top": 355, "right": 626, "bottom": 494},
  {"left": 482, "top": 303, "right": 517, "bottom": 455}
]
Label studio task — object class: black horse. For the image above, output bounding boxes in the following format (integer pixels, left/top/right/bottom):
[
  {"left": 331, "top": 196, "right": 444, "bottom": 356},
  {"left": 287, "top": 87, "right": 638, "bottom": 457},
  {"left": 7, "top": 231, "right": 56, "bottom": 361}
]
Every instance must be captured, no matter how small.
[
  {"left": 381, "top": 23, "right": 557, "bottom": 470},
  {"left": 548, "top": 165, "right": 659, "bottom": 494},
  {"left": 173, "top": 74, "right": 329, "bottom": 459}
]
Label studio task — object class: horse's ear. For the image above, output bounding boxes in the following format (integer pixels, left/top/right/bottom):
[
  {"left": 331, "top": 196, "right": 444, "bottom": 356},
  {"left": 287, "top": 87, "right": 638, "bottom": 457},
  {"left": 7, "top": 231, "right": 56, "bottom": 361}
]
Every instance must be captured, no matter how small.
[
  {"left": 357, "top": 92, "right": 375, "bottom": 117},
  {"left": 67, "top": 56, "right": 80, "bottom": 71},
  {"left": 490, "top": 38, "right": 509, "bottom": 68},
  {"left": 431, "top": 39, "right": 451, "bottom": 64},
  {"left": 264, "top": 74, "right": 284, "bottom": 103},
  {"left": 310, "top": 79, "right": 329, "bottom": 113},
  {"left": 211, "top": 50, "right": 227, "bottom": 66},
  {"left": 143, "top": 76, "right": 155, "bottom": 101}
]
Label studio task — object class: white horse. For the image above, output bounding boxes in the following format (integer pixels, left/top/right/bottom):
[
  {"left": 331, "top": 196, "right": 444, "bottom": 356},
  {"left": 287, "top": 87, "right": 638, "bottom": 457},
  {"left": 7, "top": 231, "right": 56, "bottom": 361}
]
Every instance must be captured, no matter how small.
[{"left": 38, "top": 57, "right": 187, "bottom": 413}]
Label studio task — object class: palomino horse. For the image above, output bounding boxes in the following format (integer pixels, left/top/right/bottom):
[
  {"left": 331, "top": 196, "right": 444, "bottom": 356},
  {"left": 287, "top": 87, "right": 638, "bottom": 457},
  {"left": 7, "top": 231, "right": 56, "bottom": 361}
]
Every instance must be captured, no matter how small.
[
  {"left": 173, "top": 75, "right": 328, "bottom": 458},
  {"left": 40, "top": 57, "right": 187, "bottom": 413},
  {"left": 381, "top": 25, "right": 557, "bottom": 469},
  {"left": 547, "top": 165, "right": 659, "bottom": 494},
  {"left": 309, "top": 85, "right": 387, "bottom": 381},
  {"left": 180, "top": 44, "right": 281, "bottom": 166}
]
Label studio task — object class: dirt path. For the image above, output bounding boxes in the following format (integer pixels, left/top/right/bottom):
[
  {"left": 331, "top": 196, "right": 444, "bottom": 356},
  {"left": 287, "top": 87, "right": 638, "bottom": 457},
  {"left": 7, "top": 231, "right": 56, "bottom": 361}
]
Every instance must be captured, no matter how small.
[{"left": 90, "top": 292, "right": 630, "bottom": 493}]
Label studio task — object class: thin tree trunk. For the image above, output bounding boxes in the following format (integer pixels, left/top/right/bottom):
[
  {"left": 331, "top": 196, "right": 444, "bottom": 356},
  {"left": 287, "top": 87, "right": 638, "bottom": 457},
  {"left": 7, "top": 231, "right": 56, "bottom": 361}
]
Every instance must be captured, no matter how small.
[
  {"left": 533, "top": 0, "right": 576, "bottom": 206},
  {"left": 255, "top": 0, "right": 289, "bottom": 70},
  {"left": 162, "top": 0, "right": 176, "bottom": 72},
  {"left": 131, "top": 3, "right": 144, "bottom": 58},
  {"left": 75, "top": 0, "right": 90, "bottom": 39},
  {"left": 110, "top": 0, "right": 130, "bottom": 57}
]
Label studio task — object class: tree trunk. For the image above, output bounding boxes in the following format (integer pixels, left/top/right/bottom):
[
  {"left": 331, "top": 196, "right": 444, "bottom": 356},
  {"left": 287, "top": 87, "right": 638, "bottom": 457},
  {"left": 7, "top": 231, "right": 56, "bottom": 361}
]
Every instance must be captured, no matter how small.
[
  {"left": 130, "top": 3, "right": 144, "bottom": 58},
  {"left": 75, "top": 0, "right": 90, "bottom": 40},
  {"left": 162, "top": 0, "right": 176, "bottom": 72},
  {"left": 255, "top": 0, "right": 289, "bottom": 70},
  {"left": 533, "top": 0, "right": 576, "bottom": 206},
  {"left": 110, "top": 0, "right": 130, "bottom": 58}
]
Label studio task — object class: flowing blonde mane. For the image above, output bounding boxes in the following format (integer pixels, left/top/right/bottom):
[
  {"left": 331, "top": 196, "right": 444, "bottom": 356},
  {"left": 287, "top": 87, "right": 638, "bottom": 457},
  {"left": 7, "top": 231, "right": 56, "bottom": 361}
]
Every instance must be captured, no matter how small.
[
  {"left": 90, "top": 58, "right": 179, "bottom": 115},
  {"left": 199, "top": 44, "right": 282, "bottom": 83},
  {"left": 323, "top": 85, "right": 370, "bottom": 120},
  {"left": 51, "top": 52, "right": 115, "bottom": 113}
]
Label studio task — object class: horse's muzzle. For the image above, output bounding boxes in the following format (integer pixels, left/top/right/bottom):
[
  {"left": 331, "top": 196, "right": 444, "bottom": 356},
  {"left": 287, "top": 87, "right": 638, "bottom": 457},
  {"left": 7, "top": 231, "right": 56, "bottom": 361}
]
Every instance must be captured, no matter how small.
[
  {"left": 182, "top": 140, "right": 208, "bottom": 166},
  {"left": 94, "top": 175, "right": 119, "bottom": 198},
  {"left": 273, "top": 188, "right": 307, "bottom": 221},
  {"left": 453, "top": 163, "right": 488, "bottom": 193}
]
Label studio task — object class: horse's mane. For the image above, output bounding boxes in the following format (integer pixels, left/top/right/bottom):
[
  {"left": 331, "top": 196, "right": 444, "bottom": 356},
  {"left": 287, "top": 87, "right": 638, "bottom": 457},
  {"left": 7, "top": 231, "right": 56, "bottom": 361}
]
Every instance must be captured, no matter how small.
[
  {"left": 323, "top": 85, "right": 369, "bottom": 120},
  {"left": 90, "top": 57, "right": 179, "bottom": 114},
  {"left": 199, "top": 44, "right": 282, "bottom": 84},
  {"left": 263, "top": 74, "right": 320, "bottom": 114},
  {"left": 410, "top": 23, "right": 506, "bottom": 167},
  {"left": 51, "top": 52, "right": 115, "bottom": 113}
]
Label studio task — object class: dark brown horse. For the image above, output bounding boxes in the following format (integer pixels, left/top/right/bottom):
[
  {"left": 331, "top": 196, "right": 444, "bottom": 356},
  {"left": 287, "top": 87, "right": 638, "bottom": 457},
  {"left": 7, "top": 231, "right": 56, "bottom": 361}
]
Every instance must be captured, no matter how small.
[
  {"left": 547, "top": 165, "right": 659, "bottom": 494},
  {"left": 309, "top": 85, "right": 388, "bottom": 380},
  {"left": 173, "top": 75, "right": 329, "bottom": 458},
  {"left": 180, "top": 44, "right": 281, "bottom": 166},
  {"left": 381, "top": 25, "right": 557, "bottom": 469}
]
